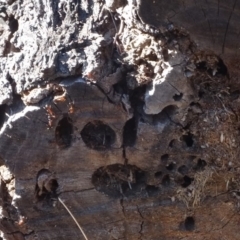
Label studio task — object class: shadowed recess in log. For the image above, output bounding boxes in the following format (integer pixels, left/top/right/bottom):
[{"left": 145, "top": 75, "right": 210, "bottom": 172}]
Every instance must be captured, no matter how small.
[
  {"left": 178, "top": 165, "right": 189, "bottom": 175},
  {"left": 161, "top": 174, "right": 171, "bottom": 187},
  {"left": 173, "top": 92, "right": 183, "bottom": 101},
  {"left": 230, "top": 90, "right": 240, "bottom": 101},
  {"left": 163, "top": 105, "right": 178, "bottom": 115},
  {"left": 181, "top": 175, "right": 193, "bottom": 188},
  {"left": 161, "top": 154, "right": 169, "bottom": 164},
  {"left": 166, "top": 162, "right": 176, "bottom": 171},
  {"left": 193, "top": 159, "right": 207, "bottom": 171},
  {"left": 55, "top": 115, "right": 73, "bottom": 149},
  {"left": 196, "top": 57, "right": 228, "bottom": 76},
  {"left": 148, "top": 105, "right": 179, "bottom": 126},
  {"left": 81, "top": 120, "right": 116, "bottom": 150},
  {"left": 168, "top": 139, "right": 176, "bottom": 148},
  {"left": 154, "top": 171, "right": 162, "bottom": 178},
  {"left": 184, "top": 216, "right": 195, "bottom": 231},
  {"left": 0, "top": 104, "right": 6, "bottom": 129},
  {"left": 145, "top": 185, "right": 160, "bottom": 197},
  {"left": 35, "top": 169, "right": 58, "bottom": 203},
  {"left": 9, "top": 15, "right": 18, "bottom": 33},
  {"left": 181, "top": 133, "right": 194, "bottom": 147},
  {"left": 122, "top": 116, "right": 138, "bottom": 147},
  {"left": 92, "top": 164, "right": 147, "bottom": 198}
]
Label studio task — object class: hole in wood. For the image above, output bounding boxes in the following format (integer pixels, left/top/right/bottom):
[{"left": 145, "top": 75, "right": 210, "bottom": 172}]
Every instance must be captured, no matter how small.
[
  {"left": 198, "top": 90, "right": 204, "bottom": 98},
  {"left": 181, "top": 133, "right": 194, "bottom": 147},
  {"left": 196, "top": 61, "right": 207, "bottom": 71},
  {"left": 189, "top": 102, "right": 202, "bottom": 113},
  {"left": 184, "top": 216, "right": 195, "bottom": 231},
  {"left": 196, "top": 58, "right": 228, "bottom": 76},
  {"left": 9, "top": 15, "right": 18, "bottom": 33},
  {"left": 178, "top": 165, "right": 188, "bottom": 175},
  {"left": 162, "top": 105, "right": 178, "bottom": 116},
  {"left": 55, "top": 116, "right": 73, "bottom": 149},
  {"left": 168, "top": 139, "right": 176, "bottom": 148},
  {"left": 147, "top": 52, "right": 158, "bottom": 61},
  {"left": 35, "top": 169, "right": 58, "bottom": 203},
  {"left": 162, "top": 48, "right": 169, "bottom": 61},
  {"left": 122, "top": 117, "right": 138, "bottom": 147},
  {"left": 0, "top": 105, "right": 6, "bottom": 129},
  {"left": 162, "top": 174, "right": 170, "bottom": 186},
  {"left": 92, "top": 164, "right": 146, "bottom": 198},
  {"left": 181, "top": 175, "right": 193, "bottom": 188},
  {"left": 81, "top": 120, "right": 116, "bottom": 150},
  {"left": 166, "top": 162, "right": 175, "bottom": 171},
  {"left": 230, "top": 90, "right": 240, "bottom": 101},
  {"left": 113, "top": 80, "right": 128, "bottom": 96},
  {"left": 154, "top": 171, "right": 162, "bottom": 178},
  {"left": 173, "top": 92, "right": 183, "bottom": 101},
  {"left": 150, "top": 113, "right": 168, "bottom": 125},
  {"left": 194, "top": 159, "right": 207, "bottom": 171},
  {"left": 145, "top": 185, "right": 159, "bottom": 196},
  {"left": 161, "top": 154, "right": 169, "bottom": 164},
  {"left": 217, "top": 58, "right": 228, "bottom": 76}
]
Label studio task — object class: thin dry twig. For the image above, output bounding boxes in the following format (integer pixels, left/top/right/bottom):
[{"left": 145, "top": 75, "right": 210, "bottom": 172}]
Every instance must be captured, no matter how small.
[{"left": 58, "top": 197, "right": 89, "bottom": 240}]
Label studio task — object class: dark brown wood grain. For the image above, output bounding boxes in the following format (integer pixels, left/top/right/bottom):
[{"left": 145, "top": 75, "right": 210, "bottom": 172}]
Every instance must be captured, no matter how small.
[
  {"left": 1, "top": 1, "right": 240, "bottom": 239},
  {"left": 139, "top": 0, "right": 240, "bottom": 58}
]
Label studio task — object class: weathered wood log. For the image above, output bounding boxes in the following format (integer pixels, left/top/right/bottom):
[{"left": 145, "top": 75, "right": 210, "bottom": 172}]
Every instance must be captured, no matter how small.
[{"left": 0, "top": 0, "right": 240, "bottom": 240}]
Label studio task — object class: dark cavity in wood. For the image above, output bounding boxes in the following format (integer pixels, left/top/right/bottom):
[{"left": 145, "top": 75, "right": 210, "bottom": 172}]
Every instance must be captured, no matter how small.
[
  {"left": 194, "top": 159, "right": 207, "bottom": 172},
  {"left": 35, "top": 169, "right": 58, "bottom": 204},
  {"left": 122, "top": 116, "right": 138, "bottom": 147},
  {"left": 184, "top": 216, "right": 195, "bottom": 231},
  {"left": 0, "top": 104, "right": 6, "bottom": 129},
  {"left": 181, "top": 175, "right": 193, "bottom": 188},
  {"left": 181, "top": 133, "right": 194, "bottom": 147},
  {"left": 55, "top": 115, "right": 73, "bottom": 149},
  {"left": 92, "top": 164, "right": 146, "bottom": 198},
  {"left": 81, "top": 120, "right": 116, "bottom": 150}
]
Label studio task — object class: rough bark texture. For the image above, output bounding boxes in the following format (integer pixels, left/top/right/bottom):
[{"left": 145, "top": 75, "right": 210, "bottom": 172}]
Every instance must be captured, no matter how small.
[{"left": 0, "top": 0, "right": 240, "bottom": 239}]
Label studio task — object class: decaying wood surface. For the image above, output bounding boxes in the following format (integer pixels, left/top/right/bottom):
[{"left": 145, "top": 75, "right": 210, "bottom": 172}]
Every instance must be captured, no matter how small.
[{"left": 0, "top": 0, "right": 240, "bottom": 239}]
